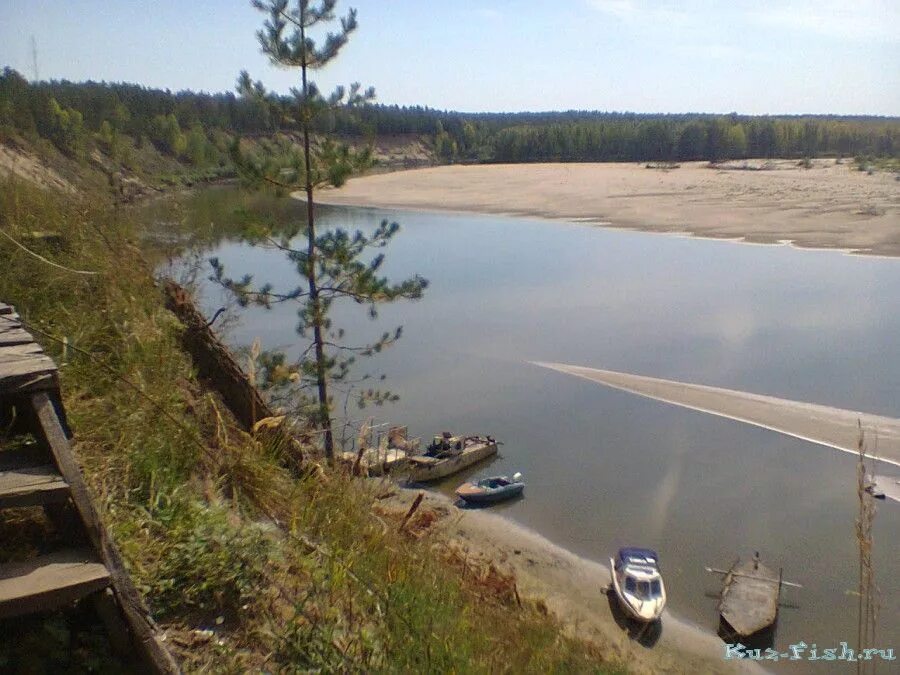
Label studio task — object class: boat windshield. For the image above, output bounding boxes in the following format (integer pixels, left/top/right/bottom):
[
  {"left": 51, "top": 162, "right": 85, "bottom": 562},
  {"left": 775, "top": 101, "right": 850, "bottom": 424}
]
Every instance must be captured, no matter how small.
[{"left": 625, "top": 573, "right": 662, "bottom": 600}]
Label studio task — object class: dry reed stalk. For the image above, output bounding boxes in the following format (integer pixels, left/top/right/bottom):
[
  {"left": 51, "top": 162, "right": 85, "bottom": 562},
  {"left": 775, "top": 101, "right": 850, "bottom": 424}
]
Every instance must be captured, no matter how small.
[{"left": 855, "top": 423, "right": 879, "bottom": 674}]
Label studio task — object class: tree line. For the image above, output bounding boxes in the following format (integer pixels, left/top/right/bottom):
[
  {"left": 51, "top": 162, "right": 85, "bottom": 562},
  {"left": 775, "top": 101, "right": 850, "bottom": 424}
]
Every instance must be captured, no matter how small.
[
  {"left": 1, "top": 66, "right": 897, "bottom": 166},
  {"left": 435, "top": 113, "right": 898, "bottom": 163}
]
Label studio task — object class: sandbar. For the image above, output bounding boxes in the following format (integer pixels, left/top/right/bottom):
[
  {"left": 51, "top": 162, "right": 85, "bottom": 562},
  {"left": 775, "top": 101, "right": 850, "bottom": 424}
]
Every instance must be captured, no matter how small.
[{"left": 317, "top": 160, "right": 900, "bottom": 256}]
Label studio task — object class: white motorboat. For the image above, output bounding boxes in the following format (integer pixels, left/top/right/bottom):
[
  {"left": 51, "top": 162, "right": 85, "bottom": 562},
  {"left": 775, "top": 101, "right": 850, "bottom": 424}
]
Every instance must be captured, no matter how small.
[{"left": 609, "top": 547, "right": 666, "bottom": 622}]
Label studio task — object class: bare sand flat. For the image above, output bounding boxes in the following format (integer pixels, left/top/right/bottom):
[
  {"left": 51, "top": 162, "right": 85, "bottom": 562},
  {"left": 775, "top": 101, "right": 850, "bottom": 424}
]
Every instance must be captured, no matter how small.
[
  {"left": 382, "top": 487, "right": 764, "bottom": 674},
  {"left": 318, "top": 160, "right": 900, "bottom": 256},
  {"left": 533, "top": 362, "right": 900, "bottom": 469}
]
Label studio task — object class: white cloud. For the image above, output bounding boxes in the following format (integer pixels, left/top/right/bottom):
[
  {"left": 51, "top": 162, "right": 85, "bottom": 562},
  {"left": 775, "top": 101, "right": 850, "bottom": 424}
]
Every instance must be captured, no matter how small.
[{"left": 751, "top": 0, "right": 899, "bottom": 42}]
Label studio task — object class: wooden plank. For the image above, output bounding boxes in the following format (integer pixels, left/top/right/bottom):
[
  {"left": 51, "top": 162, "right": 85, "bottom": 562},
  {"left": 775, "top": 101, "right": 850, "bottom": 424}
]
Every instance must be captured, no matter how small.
[
  {"left": 0, "top": 320, "right": 27, "bottom": 332},
  {"left": 0, "top": 350, "right": 57, "bottom": 395},
  {"left": 0, "top": 464, "right": 69, "bottom": 509},
  {"left": 0, "top": 330, "right": 62, "bottom": 394},
  {"left": 31, "top": 393, "right": 103, "bottom": 548},
  {"left": 0, "top": 548, "right": 110, "bottom": 619},
  {"left": 30, "top": 392, "right": 180, "bottom": 674},
  {"left": 0, "top": 353, "right": 56, "bottom": 377},
  {"left": 0, "top": 343, "right": 44, "bottom": 356},
  {"left": 0, "top": 319, "right": 23, "bottom": 330},
  {"left": 0, "top": 328, "right": 37, "bottom": 346}
]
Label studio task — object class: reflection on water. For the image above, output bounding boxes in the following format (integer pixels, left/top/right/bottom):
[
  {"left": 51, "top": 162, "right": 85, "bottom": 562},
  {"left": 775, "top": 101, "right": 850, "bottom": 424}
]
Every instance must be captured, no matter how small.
[{"left": 152, "top": 186, "right": 900, "bottom": 670}]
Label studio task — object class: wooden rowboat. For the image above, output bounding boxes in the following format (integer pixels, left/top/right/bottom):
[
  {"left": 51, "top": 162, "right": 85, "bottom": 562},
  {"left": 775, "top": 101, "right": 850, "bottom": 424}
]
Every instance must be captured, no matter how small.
[{"left": 711, "top": 553, "right": 795, "bottom": 640}]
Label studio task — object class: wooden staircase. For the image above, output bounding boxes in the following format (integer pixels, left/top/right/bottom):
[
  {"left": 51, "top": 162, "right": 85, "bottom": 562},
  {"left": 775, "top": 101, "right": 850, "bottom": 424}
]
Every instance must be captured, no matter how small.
[{"left": 0, "top": 301, "right": 178, "bottom": 673}]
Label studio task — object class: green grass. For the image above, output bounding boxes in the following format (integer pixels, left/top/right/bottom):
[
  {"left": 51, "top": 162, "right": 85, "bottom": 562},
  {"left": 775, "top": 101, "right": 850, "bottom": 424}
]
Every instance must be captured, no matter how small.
[{"left": 0, "top": 176, "right": 625, "bottom": 673}]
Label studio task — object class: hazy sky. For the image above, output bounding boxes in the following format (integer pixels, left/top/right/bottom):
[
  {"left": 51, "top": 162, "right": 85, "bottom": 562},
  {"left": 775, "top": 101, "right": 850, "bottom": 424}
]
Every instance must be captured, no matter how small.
[{"left": 2, "top": 1, "right": 898, "bottom": 115}]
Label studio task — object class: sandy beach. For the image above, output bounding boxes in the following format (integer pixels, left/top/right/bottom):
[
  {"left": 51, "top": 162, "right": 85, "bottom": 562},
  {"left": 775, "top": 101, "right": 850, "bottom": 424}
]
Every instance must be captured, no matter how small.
[
  {"left": 381, "top": 487, "right": 764, "bottom": 674},
  {"left": 318, "top": 160, "right": 900, "bottom": 256}
]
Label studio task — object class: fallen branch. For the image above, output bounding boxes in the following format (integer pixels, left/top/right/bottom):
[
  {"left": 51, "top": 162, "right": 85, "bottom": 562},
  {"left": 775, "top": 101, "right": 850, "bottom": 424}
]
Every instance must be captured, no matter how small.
[{"left": 399, "top": 491, "right": 424, "bottom": 532}]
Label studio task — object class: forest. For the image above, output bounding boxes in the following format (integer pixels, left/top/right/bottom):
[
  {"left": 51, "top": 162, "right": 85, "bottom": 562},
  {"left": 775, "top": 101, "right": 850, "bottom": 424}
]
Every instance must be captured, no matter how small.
[{"left": 2, "top": 67, "right": 898, "bottom": 167}]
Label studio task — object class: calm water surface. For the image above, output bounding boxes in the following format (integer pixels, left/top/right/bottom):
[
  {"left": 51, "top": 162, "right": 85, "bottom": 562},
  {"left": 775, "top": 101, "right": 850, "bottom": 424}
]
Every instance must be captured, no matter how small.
[{"left": 149, "top": 187, "right": 899, "bottom": 669}]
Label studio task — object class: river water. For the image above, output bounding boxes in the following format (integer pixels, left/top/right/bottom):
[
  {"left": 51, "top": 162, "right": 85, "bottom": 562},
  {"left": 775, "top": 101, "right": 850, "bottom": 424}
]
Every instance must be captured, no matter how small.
[{"left": 146, "top": 186, "right": 899, "bottom": 668}]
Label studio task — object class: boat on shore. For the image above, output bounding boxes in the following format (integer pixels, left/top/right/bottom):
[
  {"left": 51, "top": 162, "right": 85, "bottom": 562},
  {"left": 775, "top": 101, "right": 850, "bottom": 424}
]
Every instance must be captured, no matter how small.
[
  {"left": 455, "top": 473, "right": 524, "bottom": 504},
  {"left": 710, "top": 553, "right": 795, "bottom": 641},
  {"left": 407, "top": 433, "right": 498, "bottom": 483},
  {"left": 609, "top": 547, "right": 667, "bottom": 623}
]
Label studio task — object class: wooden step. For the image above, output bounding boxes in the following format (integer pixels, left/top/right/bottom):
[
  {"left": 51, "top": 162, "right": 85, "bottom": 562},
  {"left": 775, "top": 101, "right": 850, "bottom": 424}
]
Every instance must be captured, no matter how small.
[
  {"left": 1, "top": 342, "right": 44, "bottom": 356},
  {"left": 0, "top": 464, "right": 69, "bottom": 509},
  {"left": 0, "top": 313, "right": 32, "bottom": 347},
  {"left": 28, "top": 392, "right": 180, "bottom": 673},
  {"left": 0, "top": 548, "right": 110, "bottom": 619},
  {"left": 0, "top": 341, "right": 57, "bottom": 394}
]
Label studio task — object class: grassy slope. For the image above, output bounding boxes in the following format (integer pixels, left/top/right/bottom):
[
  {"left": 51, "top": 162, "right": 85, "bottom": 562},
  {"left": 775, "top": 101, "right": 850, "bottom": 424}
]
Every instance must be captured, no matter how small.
[{"left": 0, "top": 177, "right": 624, "bottom": 673}]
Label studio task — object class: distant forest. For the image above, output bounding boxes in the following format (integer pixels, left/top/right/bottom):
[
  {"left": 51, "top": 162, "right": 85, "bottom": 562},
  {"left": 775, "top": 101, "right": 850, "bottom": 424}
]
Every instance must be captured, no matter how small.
[{"left": 2, "top": 67, "right": 898, "bottom": 166}]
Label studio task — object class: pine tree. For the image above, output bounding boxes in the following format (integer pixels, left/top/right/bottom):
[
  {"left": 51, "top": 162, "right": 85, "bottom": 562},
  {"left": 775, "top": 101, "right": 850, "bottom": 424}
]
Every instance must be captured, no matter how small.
[{"left": 213, "top": 0, "right": 427, "bottom": 460}]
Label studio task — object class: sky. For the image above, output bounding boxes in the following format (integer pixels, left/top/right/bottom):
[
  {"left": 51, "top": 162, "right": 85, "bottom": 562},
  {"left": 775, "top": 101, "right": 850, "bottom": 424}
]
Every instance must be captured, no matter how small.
[{"left": 1, "top": 0, "right": 898, "bottom": 116}]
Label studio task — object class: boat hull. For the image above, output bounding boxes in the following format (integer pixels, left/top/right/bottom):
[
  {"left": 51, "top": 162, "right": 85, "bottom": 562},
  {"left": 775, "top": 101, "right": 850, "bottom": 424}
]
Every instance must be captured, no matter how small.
[
  {"left": 407, "top": 441, "right": 498, "bottom": 482},
  {"left": 456, "top": 482, "right": 524, "bottom": 504}
]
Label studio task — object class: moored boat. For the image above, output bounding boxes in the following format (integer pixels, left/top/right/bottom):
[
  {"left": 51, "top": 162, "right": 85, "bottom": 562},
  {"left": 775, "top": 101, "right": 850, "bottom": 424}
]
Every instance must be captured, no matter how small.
[
  {"left": 407, "top": 433, "right": 498, "bottom": 483},
  {"left": 609, "top": 547, "right": 666, "bottom": 623},
  {"left": 455, "top": 473, "right": 524, "bottom": 504},
  {"left": 715, "top": 553, "right": 785, "bottom": 640}
]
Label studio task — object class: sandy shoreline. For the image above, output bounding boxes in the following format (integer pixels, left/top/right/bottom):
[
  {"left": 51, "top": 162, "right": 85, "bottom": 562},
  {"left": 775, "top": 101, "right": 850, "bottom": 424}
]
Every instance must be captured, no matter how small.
[
  {"left": 315, "top": 160, "right": 900, "bottom": 257},
  {"left": 382, "top": 486, "right": 764, "bottom": 674}
]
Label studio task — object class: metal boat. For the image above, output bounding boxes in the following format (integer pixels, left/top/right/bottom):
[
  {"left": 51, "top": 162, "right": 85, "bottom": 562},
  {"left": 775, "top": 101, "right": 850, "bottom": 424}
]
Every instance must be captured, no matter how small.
[{"left": 406, "top": 433, "right": 498, "bottom": 483}]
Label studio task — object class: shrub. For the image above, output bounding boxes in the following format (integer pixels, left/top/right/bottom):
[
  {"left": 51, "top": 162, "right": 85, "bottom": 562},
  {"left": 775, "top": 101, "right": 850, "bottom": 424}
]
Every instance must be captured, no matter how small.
[{"left": 145, "top": 500, "right": 273, "bottom": 621}]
